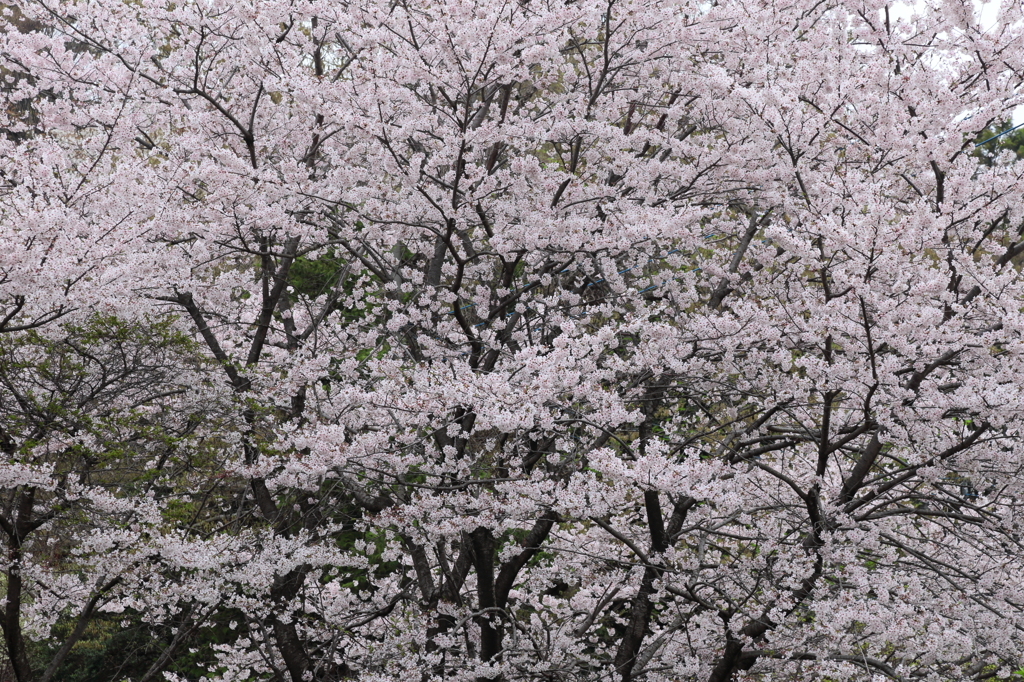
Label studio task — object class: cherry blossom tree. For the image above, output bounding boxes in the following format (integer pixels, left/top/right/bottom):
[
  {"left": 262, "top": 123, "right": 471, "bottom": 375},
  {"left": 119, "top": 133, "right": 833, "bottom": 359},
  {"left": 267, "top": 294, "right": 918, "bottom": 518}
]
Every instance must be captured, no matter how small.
[{"left": 1, "top": 0, "right": 1024, "bottom": 680}]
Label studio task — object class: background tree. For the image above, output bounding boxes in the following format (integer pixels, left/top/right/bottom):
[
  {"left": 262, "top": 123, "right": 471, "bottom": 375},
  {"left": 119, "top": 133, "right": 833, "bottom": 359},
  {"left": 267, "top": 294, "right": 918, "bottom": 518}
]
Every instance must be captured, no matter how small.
[
  {"left": 973, "top": 121, "right": 1024, "bottom": 164},
  {"left": 0, "top": 0, "right": 1023, "bottom": 681}
]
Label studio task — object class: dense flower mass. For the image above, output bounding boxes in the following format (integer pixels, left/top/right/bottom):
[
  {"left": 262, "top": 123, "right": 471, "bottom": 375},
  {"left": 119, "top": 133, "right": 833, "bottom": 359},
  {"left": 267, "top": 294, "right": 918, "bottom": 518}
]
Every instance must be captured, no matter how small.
[{"left": 0, "top": 0, "right": 1023, "bottom": 680}]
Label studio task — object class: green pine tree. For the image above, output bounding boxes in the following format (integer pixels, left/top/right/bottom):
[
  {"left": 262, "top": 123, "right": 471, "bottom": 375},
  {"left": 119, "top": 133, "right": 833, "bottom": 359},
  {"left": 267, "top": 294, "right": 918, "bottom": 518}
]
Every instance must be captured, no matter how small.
[{"left": 972, "top": 119, "right": 1024, "bottom": 164}]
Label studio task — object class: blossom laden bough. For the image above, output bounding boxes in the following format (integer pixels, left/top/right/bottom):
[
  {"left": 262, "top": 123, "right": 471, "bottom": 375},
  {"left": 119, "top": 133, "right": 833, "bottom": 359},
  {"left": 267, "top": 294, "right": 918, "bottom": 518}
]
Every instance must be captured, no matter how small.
[{"left": 0, "top": 0, "right": 1023, "bottom": 680}]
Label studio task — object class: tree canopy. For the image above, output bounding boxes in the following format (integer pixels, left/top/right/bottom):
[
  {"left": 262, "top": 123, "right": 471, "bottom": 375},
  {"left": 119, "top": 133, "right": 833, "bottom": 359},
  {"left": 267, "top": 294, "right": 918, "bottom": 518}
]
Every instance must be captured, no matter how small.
[{"left": 1, "top": 0, "right": 1024, "bottom": 681}]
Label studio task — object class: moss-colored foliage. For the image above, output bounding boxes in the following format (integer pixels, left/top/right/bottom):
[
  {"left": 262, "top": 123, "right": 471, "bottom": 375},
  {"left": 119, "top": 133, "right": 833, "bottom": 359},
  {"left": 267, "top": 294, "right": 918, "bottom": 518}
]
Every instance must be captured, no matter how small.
[
  {"left": 38, "top": 609, "right": 250, "bottom": 682},
  {"left": 289, "top": 251, "right": 378, "bottom": 327},
  {"left": 290, "top": 251, "right": 347, "bottom": 300},
  {"left": 0, "top": 314, "right": 224, "bottom": 680},
  {"left": 35, "top": 614, "right": 161, "bottom": 682},
  {"left": 972, "top": 120, "right": 1024, "bottom": 164}
]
